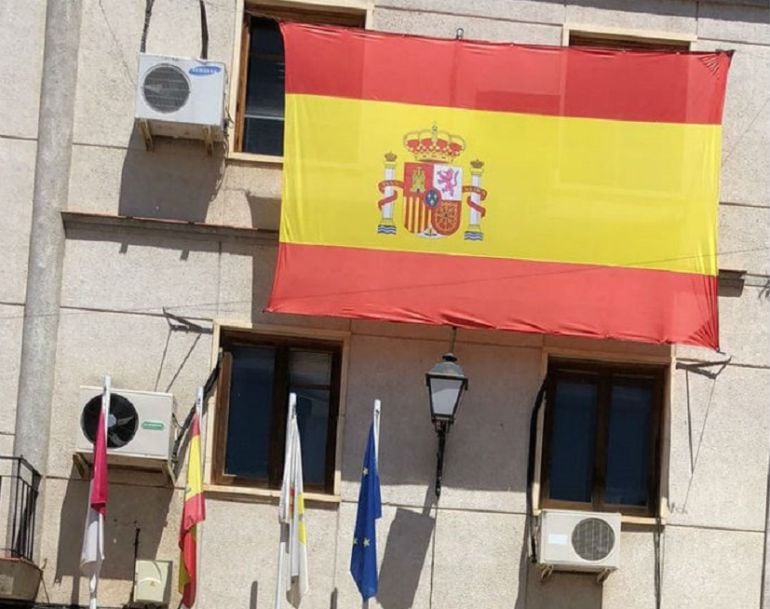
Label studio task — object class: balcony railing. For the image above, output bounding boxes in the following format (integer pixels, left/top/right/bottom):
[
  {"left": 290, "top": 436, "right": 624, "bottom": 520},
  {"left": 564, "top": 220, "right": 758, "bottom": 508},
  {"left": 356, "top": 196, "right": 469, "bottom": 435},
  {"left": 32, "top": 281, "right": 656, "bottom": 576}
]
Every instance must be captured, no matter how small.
[{"left": 0, "top": 456, "right": 41, "bottom": 562}]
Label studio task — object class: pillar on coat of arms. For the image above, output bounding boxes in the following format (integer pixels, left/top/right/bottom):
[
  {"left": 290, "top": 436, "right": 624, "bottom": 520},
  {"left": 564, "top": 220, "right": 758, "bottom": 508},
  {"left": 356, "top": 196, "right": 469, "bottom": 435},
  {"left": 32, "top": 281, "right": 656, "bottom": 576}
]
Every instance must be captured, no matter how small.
[
  {"left": 464, "top": 160, "right": 485, "bottom": 241},
  {"left": 377, "top": 152, "right": 398, "bottom": 235}
]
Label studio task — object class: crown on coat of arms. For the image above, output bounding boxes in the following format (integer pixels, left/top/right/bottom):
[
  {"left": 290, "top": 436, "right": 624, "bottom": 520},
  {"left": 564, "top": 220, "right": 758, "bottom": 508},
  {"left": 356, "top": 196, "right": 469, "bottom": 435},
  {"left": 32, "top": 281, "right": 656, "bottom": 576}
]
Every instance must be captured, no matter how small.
[{"left": 403, "top": 123, "right": 466, "bottom": 163}]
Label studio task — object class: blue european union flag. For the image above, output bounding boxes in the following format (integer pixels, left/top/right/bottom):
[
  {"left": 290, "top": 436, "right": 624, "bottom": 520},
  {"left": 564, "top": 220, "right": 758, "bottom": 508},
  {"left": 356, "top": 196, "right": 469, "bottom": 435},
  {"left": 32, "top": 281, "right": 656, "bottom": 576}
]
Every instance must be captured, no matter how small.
[{"left": 350, "top": 423, "right": 382, "bottom": 600}]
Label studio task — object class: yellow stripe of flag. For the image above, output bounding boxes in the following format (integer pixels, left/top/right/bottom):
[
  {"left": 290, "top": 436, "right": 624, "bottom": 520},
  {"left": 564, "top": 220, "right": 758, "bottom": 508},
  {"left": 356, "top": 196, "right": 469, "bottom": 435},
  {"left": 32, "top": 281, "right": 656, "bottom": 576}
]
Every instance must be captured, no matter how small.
[{"left": 282, "top": 94, "right": 720, "bottom": 276}]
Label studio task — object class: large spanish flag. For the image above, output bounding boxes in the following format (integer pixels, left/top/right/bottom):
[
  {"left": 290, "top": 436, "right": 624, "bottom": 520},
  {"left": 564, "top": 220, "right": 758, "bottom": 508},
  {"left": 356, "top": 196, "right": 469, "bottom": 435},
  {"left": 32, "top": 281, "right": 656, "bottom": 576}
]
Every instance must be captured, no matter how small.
[{"left": 267, "top": 24, "right": 731, "bottom": 348}]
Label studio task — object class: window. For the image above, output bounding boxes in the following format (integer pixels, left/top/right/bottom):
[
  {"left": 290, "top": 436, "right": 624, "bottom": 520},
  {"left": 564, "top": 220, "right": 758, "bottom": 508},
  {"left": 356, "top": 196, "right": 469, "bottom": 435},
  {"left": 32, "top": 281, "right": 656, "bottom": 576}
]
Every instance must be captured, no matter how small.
[
  {"left": 234, "top": 5, "right": 366, "bottom": 156},
  {"left": 213, "top": 329, "right": 343, "bottom": 493},
  {"left": 568, "top": 30, "right": 691, "bottom": 51},
  {"left": 540, "top": 359, "right": 665, "bottom": 516}
]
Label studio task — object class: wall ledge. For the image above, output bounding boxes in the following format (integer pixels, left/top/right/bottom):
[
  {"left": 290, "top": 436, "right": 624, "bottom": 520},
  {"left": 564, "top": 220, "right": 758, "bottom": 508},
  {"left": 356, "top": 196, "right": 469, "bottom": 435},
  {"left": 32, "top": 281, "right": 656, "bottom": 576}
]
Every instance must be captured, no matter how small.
[{"left": 61, "top": 210, "right": 279, "bottom": 244}]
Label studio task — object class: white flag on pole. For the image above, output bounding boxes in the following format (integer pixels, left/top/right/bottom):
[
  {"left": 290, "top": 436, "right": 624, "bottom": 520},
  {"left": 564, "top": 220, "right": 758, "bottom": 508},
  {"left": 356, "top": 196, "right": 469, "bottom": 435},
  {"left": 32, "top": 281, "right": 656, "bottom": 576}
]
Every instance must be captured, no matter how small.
[{"left": 276, "top": 393, "right": 309, "bottom": 608}]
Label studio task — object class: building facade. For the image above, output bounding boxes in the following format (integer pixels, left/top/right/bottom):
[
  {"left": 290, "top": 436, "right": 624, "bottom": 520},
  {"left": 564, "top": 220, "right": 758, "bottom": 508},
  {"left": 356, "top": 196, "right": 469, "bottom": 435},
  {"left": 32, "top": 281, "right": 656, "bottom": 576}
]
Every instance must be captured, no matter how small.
[{"left": 1, "top": 0, "right": 769, "bottom": 608}]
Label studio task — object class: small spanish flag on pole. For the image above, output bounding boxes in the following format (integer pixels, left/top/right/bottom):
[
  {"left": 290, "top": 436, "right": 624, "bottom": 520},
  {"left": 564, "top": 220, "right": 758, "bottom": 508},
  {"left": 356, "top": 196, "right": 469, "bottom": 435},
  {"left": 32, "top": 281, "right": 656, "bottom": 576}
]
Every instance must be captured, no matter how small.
[{"left": 179, "top": 389, "right": 206, "bottom": 608}]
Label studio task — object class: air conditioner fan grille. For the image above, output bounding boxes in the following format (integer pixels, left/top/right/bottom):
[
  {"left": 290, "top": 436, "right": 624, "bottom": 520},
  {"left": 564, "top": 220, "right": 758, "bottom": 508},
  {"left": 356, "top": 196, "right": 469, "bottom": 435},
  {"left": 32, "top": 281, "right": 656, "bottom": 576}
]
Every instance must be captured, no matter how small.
[
  {"left": 571, "top": 517, "right": 615, "bottom": 561},
  {"left": 142, "top": 64, "right": 190, "bottom": 113},
  {"left": 81, "top": 393, "right": 139, "bottom": 449}
]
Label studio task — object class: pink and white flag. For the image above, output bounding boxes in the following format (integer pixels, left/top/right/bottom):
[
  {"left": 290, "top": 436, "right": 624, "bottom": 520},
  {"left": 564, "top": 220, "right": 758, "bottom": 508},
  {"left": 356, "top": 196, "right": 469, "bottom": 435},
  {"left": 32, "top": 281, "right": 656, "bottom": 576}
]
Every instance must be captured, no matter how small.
[{"left": 80, "top": 382, "right": 109, "bottom": 606}]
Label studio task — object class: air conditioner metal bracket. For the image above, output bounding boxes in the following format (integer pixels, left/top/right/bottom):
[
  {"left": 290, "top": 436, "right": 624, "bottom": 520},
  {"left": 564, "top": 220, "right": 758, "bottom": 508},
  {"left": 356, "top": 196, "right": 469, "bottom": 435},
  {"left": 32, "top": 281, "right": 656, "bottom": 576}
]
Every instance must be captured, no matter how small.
[
  {"left": 536, "top": 564, "right": 614, "bottom": 585},
  {"left": 138, "top": 119, "right": 154, "bottom": 151},
  {"left": 203, "top": 125, "right": 214, "bottom": 156}
]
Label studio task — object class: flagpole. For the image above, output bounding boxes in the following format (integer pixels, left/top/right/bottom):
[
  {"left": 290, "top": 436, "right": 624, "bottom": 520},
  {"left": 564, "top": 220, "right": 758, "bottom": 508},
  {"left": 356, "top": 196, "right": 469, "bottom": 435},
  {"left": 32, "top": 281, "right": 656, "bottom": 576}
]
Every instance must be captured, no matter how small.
[
  {"left": 195, "top": 387, "right": 204, "bottom": 609},
  {"left": 373, "top": 400, "right": 381, "bottom": 466},
  {"left": 274, "top": 392, "right": 297, "bottom": 609},
  {"left": 90, "top": 375, "right": 110, "bottom": 609}
]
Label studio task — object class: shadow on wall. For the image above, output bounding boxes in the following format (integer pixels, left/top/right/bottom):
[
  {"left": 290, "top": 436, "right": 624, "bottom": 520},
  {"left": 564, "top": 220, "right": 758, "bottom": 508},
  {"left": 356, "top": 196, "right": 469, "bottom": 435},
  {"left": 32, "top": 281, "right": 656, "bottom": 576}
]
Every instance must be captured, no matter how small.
[
  {"left": 245, "top": 193, "right": 281, "bottom": 233},
  {"left": 54, "top": 467, "right": 174, "bottom": 607},
  {"left": 246, "top": 192, "right": 283, "bottom": 323},
  {"left": 521, "top": 513, "right": 603, "bottom": 609},
  {"left": 377, "top": 506, "right": 435, "bottom": 609},
  {"left": 375, "top": 498, "right": 603, "bottom": 609},
  {"left": 118, "top": 127, "right": 225, "bottom": 223}
]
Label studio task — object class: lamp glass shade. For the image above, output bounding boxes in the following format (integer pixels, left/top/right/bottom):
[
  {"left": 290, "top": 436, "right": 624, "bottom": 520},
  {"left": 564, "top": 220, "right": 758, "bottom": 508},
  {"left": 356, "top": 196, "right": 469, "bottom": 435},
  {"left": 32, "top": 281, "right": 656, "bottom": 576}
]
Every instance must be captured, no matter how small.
[
  {"left": 429, "top": 376, "right": 465, "bottom": 420},
  {"left": 426, "top": 353, "right": 468, "bottom": 423}
]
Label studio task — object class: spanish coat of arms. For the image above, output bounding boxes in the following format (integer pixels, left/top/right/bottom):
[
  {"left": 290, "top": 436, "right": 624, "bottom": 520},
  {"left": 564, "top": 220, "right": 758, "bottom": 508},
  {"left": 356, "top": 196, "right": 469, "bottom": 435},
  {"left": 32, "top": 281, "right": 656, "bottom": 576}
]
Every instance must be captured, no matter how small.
[{"left": 376, "top": 124, "right": 488, "bottom": 241}]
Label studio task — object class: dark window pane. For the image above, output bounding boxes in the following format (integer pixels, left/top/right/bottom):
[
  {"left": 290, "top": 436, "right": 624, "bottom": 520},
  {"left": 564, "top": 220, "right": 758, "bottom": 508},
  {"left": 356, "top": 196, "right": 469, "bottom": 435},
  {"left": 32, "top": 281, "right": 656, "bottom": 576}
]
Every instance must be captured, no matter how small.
[
  {"left": 245, "top": 57, "right": 285, "bottom": 117},
  {"left": 243, "top": 16, "right": 285, "bottom": 155},
  {"left": 250, "top": 16, "right": 283, "bottom": 55},
  {"left": 548, "top": 380, "right": 598, "bottom": 503},
  {"left": 605, "top": 384, "right": 653, "bottom": 506},
  {"left": 290, "top": 350, "right": 333, "bottom": 386},
  {"left": 294, "top": 389, "right": 331, "bottom": 486},
  {"left": 225, "top": 346, "right": 276, "bottom": 479},
  {"left": 290, "top": 350, "right": 333, "bottom": 486},
  {"left": 243, "top": 117, "right": 284, "bottom": 156}
]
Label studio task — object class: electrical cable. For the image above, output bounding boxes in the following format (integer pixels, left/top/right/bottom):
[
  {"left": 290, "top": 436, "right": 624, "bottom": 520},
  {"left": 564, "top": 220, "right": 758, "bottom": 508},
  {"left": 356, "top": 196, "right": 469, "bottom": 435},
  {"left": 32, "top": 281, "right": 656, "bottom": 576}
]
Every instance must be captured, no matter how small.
[
  {"left": 526, "top": 375, "right": 549, "bottom": 563},
  {"left": 653, "top": 517, "right": 663, "bottom": 609},
  {"left": 140, "top": 0, "right": 155, "bottom": 53},
  {"left": 130, "top": 525, "right": 141, "bottom": 604},
  {"left": 170, "top": 349, "right": 222, "bottom": 462},
  {"left": 199, "top": 0, "right": 209, "bottom": 59}
]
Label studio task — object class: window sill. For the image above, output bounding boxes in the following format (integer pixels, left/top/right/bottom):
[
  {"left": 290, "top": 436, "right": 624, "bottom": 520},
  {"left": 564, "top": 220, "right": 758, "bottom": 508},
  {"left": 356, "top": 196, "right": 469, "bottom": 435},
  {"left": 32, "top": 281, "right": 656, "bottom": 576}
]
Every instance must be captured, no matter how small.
[
  {"left": 227, "top": 150, "right": 284, "bottom": 166},
  {"left": 534, "top": 508, "right": 664, "bottom": 527},
  {"left": 204, "top": 482, "right": 340, "bottom": 506},
  {"left": 620, "top": 514, "right": 664, "bottom": 527}
]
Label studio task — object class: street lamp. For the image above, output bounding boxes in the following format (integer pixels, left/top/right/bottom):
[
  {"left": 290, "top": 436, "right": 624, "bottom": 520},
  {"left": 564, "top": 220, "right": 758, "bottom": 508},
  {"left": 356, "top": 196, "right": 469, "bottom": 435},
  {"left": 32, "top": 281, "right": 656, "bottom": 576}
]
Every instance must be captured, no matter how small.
[{"left": 425, "top": 352, "right": 468, "bottom": 498}]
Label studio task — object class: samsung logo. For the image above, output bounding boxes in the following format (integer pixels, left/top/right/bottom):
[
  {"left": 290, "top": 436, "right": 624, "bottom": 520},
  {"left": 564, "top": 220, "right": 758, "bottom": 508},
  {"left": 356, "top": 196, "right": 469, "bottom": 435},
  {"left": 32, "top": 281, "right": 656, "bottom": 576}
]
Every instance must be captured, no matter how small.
[{"left": 189, "top": 65, "right": 222, "bottom": 76}]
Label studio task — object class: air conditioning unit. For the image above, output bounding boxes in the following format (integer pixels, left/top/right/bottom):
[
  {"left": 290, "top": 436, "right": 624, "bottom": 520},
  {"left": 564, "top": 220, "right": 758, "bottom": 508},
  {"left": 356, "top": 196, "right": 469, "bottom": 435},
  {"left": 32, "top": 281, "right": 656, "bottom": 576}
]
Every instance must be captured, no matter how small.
[
  {"left": 538, "top": 510, "right": 621, "bottom": 582},
  {"left": 75, "top": 386, "right": 174, "bottom": 470},
  {"left": 135, "top": 53, "right": 226, "bottom": 151}
]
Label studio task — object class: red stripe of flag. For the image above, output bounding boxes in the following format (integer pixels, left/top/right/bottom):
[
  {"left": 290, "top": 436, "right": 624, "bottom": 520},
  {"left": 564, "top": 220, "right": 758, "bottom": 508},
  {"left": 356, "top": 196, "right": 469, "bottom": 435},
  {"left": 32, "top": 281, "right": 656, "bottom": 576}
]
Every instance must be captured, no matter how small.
[
  {"left": 267, "top": 243, "right": 718, "bottom": 348},
  {"left": 282, "top": 23, "right": 731, "bottom": 125}
]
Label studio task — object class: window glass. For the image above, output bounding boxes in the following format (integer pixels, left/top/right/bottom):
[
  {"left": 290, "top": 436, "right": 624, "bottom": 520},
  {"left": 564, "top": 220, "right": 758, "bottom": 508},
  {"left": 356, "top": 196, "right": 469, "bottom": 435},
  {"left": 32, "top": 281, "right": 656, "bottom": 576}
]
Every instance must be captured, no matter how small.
[
  {"left": 243, "top": 16, "right": 286, "bottom": 155},
  {"left": 225, "top": 346, "right": 276, "bottom": 479},
  {"left": 543, "top": 361, "right": 663, "bottom": 515},
  {"left": 290, "top": 350, "right": 333, "bottom": 486},
  {"left": 605, "top": 383, "right": 653, "bottom": 506},
  {"left": 548, "top": 380, "right": 598, "bottom": 503},
  {"left": 216, "top": 334, "right": 341, "bottom": 492},
  {"left": 290, "top": 350, "right": 333, "bottom": 386}
]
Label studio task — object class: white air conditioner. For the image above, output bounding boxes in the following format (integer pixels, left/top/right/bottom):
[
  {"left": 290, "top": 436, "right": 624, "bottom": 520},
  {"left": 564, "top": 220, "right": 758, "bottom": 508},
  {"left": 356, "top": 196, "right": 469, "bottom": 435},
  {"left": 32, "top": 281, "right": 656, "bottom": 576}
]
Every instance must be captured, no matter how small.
[
  {"left": 75, "top": 386, "right": 174, "bottom": 469},
  {"left": 538, "top": 510, "right": 621, "bottom": 582},
  {"left": 135, "top": 53, "right": 226, "bottom": 149}
]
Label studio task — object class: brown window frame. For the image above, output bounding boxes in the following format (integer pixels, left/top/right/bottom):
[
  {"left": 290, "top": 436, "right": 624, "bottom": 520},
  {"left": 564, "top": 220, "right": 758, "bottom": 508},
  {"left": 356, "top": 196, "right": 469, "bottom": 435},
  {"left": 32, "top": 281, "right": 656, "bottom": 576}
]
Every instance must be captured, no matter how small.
[
  {"left": 540, "top": 359, "right": 666, "bottom": 517},
  {"left": 213, "top": 328, "right": 343, "bottom": 494},
  {"left": 233, "top": 4, "right": 367, "bottom": 155},
  {"left": 568, "top": 30, "right": 691, "bottom": 51}
]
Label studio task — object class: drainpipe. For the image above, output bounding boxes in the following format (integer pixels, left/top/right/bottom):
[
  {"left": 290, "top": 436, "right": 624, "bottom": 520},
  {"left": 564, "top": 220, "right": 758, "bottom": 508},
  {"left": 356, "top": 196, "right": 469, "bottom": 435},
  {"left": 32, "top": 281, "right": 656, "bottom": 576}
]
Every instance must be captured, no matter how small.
[
  {"left": 762, "top": 443, "right": 770, "bottom": 608},
  {"left": 12, "top": 0, "right": 83, "bottom": 558}
]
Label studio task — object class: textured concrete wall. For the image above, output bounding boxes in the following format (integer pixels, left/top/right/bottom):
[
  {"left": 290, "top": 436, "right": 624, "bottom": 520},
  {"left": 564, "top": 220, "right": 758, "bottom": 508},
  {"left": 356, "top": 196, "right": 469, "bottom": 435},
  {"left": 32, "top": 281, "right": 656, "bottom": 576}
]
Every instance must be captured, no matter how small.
[
  {"left": 1, "top": 0, "right": 769, "bottom": 608},
  {"left": 0, "top": 0, "right": 46, "bottom": 456}
]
